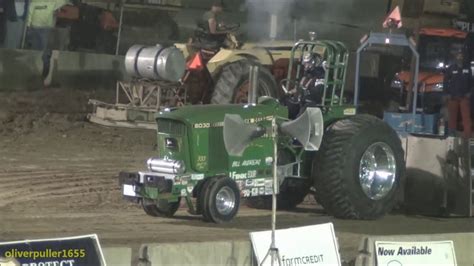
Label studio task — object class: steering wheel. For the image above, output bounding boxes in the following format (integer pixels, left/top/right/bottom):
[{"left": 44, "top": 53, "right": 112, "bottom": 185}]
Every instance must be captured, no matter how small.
[
  {"left": 280, "top": 78, "right": 305, "bottom": 96},
  {"left": 220, "top": 23, "right": 240, "bottom": 32}
]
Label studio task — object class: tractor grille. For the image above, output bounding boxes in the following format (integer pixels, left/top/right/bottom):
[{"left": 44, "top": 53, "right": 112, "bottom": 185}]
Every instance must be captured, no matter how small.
[{"left": 157, "top": 119, "right": 185, "bottom": 136}]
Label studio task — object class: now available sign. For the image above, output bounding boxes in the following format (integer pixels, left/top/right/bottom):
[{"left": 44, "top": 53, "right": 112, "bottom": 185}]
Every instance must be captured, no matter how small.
[
  {"left": 250, "top": 223, "right": 341, "bottom": 266},
  {"left": 375, "top": 241, "right": 457, "bottom": 266}
]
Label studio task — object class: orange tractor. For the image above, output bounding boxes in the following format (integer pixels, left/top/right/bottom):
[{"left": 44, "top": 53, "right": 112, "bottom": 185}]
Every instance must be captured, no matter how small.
[{"left": 389, "top": 27, "right": 470, "bottom": 113}]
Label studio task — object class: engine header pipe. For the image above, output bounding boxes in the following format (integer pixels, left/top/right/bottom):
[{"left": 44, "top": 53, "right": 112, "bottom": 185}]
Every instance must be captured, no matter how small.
[{"left": 248, "top": 65, "right": 259, "bottom": 104}]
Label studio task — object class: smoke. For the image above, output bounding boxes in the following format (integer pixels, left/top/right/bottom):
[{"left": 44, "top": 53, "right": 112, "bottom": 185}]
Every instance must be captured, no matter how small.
[
  {"left": 244, "top": 0, "right": 296, "bottom": 40},
  {"left": 243, "top": 0, "right": 387, "bottom": 49}
]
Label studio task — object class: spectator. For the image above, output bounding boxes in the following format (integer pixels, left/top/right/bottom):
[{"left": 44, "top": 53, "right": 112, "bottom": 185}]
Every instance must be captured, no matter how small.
[
  {"left": 25, "top": 0, "right": 68, "bottom": 49},
  {"left": 3, "top": 0, "right": 28, "bottom": 49},
  {"left": 444, "top": 48, "right": 473, "bottom": 138},
  {"left": 24, "top": 0, "right": 70, "bottom": 85}
]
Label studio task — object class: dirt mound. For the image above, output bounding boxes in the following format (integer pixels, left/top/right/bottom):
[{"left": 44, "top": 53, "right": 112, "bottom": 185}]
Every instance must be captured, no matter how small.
[{"left": 0, "top": 88, "right": 115, "bottom": 135}]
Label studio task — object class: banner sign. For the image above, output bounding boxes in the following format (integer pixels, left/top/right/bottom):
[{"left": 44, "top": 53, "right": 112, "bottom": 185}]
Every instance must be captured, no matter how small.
[
  {"left": 250, "top": 223, "right": 341, "bottom": 266},
  {"left": 453, "top": 19, "right": 474, "bottom": 33},
  {"left": 375, "top": 240, "right": 457, "bottom": 266},
  {"left": 0, "top": 235, "right": 106, "bottom": 266}
]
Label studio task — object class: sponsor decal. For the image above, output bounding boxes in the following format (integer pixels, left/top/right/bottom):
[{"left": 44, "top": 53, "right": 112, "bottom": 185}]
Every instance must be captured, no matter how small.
[
  {"left": 231, "top": 160, "right": 262, "bottom": 168},
  {"left": 244, "top": 116, "right": 273, "bottom": 124},
  {"left": 242, "top": 189, "right": 251, "bottom": 197},
  {"left": 265, "top": 186, "right": 273, "bottom": 195},
  {"left": 245, "top": 179, "right": 255, "bottom": 187},
  {"left": 265, "top": 157, "right": 273, "bottom": 165},
  {"left": 230, "top": 172, "right": 247, "bottom": 180},
  {"left": 264, "top": 179, "right": 273, "bottom": 187},
  {"left": 195, "top": 156, "right": 208, "bottom": 170},
  {"left": 197, "top": 156, "right": 207, "bottom": 162},
  {"left": 343, "top": 108, "right": 356, "bottom": 115},
  {"left": 250, "top": 223, "right": 341, "bottom": 266},
  {"left": 193, "top": 116, "right": 273, "bottom": 129},
  {"left": 191, "top": 173, "right": 205, "bottom": 180},
  {"left": 255, "top": 178, "right": 266, "bottom": 187},
  {"left": 251, "top": 188, "right": 259, "bottom": 196},
  {"left": 247, "top": 170, "right": 257, "bottom": 178},
  {"left": 242, "top": 160, "right": 261, "bottom": 166}
]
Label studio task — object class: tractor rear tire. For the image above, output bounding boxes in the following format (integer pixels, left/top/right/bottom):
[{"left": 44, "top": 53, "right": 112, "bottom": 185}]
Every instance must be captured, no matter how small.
[
  {"left": 313, "top": 115, "right": 405, "bottom": 219},
  {"left": 211, "top": 59, "right": 278, "bottom": 104},
  {"left": 142, "top": 198, "right": 181, "bottom": 218},
  {"left": 246, "top": 179, "right": 309, "bottom": 210},
  {"left": 245, "top": 193, "right": 306, "bottom": 210}
]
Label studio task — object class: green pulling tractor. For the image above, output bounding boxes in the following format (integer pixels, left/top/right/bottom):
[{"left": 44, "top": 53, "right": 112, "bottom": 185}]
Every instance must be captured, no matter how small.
[{"left": 118, "top": 35, "right": 406, "bottom": 223}]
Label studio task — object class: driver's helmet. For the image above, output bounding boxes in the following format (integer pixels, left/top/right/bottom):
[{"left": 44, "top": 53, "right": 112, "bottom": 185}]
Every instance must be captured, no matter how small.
[{"left": 302, "top": 52, "right": 323, "bottom": 74}]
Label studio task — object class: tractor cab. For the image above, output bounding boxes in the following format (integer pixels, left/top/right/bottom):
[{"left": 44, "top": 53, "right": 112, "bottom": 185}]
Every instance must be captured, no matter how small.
[{"left": 279, "top": 33, "right": 354, "bottom": 121}]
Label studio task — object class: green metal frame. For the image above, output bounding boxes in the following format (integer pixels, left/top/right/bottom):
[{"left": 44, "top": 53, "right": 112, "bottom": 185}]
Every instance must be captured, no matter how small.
[{"left": 285, "top": 40, "right": 350, "bottom": 108}]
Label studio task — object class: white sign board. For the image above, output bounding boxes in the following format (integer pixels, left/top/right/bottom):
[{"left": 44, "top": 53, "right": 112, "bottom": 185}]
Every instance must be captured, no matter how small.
[
  {"left": 375, "top": 241, "right": 457, "bottom": 266},
  {"left": 250, "top": 223, "right": 341, "bottom": 266}
]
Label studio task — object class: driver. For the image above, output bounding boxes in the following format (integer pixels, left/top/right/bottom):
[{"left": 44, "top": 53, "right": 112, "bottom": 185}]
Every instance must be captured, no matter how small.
[
  {"left": 196, "top": 1, "right": 229, "bottom": 47},
  {"left": 284, "top": 52, "right": 326, "bottom": 119},
  {"left": 300, "top": 52, "right": 326, "bottom": 105}
]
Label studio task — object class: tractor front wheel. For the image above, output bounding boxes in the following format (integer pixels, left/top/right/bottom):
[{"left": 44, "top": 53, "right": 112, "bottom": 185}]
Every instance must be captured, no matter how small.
[
  {"left": 313, "top": 115, "right": 405, "bottom": 219},
  {"left": 201, "top": 177, "right": 240, "bottom": 223},
  {"left": 211, "top": 59, "right": 278, "bottom": 104},
  {"left": 142, "top": 198, "right": 181, "bottom": 218}
]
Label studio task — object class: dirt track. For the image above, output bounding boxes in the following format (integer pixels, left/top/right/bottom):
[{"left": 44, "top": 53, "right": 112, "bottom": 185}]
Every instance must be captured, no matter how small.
[{"left": 0, "top": 89, "right": 473, "bottom": 263}]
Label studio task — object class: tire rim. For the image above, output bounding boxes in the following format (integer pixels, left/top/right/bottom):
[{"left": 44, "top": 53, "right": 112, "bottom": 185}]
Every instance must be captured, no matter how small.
[
  {"left": 358, "top": 142, "right": 397, "bottom": 200},
  {"left": 215, "top": 186, "right": 236, "bottom": 215}
]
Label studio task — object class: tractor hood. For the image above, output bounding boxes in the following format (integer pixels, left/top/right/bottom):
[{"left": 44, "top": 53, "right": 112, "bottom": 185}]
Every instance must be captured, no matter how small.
[
  {"left": 395, "top": 70, "right": 444, "bottom": 93},
  {"left": 241, "top": 40, "right": 295, "bottom": 50},
  {"left": 155, "top": 99, "right": 287, "bottom": 174},
  {"left": 155, "top": 99, "right": 287, "bottom": 126}
]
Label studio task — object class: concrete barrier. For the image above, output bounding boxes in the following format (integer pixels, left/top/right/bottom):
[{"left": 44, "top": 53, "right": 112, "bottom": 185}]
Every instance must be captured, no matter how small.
[
  {"left": 49, "top": 50, "right": 127, "bottom": 90},
  {"left": 0, "top": 48, "right": 127, "bottom": 91},
  {"left": 355, "top": 233, "right": 474, "bottom": 266},
  {"left": 102, "top": 247, "right": 132, "bottom": 266},
  {"left": 138, "top": 240, "right": 255, "bottom": 266},
  {"left": 0, "top": 48, "right": 44, "bottom": 90}
]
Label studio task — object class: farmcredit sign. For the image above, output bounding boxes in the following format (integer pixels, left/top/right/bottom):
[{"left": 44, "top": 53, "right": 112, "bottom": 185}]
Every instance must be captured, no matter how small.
[
  {"left": 250, "top": 223, "right": 341, "bottom": 266},
  {"left": 375, "top": 241, "right": 456, "bottom": 266},
  {"left": 0, "top": 235, "right": 105, "bottom": 266}
]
